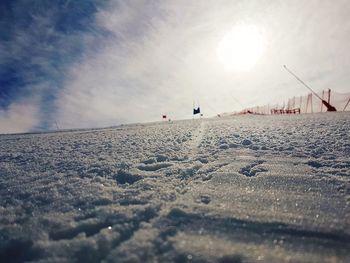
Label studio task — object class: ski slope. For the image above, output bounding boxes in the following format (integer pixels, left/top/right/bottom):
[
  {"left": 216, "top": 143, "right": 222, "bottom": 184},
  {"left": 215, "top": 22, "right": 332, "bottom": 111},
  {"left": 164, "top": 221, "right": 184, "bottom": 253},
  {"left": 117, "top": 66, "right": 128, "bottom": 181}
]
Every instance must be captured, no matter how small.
[{"left": 0, "top": 112, "right": 349, "bottom": 262}]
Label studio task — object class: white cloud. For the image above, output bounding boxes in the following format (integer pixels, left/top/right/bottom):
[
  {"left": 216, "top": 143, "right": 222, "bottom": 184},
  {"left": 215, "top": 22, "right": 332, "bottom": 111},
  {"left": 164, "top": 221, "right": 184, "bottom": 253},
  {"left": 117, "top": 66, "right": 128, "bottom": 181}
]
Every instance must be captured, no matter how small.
[
  {"left": 54, "top": 0, "right": 350, "bottom": 129},
  {"left": 0, "top": 100, "right": 41, "bottom": 134}
]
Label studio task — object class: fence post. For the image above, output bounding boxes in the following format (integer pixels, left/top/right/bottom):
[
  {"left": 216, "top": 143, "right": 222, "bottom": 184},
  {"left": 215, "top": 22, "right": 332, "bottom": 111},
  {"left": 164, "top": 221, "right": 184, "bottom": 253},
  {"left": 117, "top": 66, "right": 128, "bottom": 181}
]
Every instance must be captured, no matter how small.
[
  {"left": 292, "top": 96, "right": 295, "bottom": 109},
  {"left": 310, "top": 93, "right": 313, "bottom": 113}
]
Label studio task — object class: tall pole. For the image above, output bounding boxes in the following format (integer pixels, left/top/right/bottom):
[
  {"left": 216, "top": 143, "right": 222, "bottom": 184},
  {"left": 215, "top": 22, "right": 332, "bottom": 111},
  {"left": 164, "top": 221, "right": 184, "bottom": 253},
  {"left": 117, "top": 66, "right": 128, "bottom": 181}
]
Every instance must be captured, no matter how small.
[
  {"left": 284, "top": 65, "right": 323, "bottom": 100},
  {"left": 343, "top": 98, "right": 350, "bottom": 111},
  {"left": 283, "top": 65, "right": 336, "bottom": 111}
]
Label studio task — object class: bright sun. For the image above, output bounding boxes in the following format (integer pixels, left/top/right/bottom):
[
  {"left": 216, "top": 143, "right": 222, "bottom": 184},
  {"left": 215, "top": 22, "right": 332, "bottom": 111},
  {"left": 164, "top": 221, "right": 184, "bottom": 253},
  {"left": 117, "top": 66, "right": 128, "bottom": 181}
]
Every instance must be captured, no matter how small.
[{"left": 217, "top": 24, "right": 265, "bottom": 71}]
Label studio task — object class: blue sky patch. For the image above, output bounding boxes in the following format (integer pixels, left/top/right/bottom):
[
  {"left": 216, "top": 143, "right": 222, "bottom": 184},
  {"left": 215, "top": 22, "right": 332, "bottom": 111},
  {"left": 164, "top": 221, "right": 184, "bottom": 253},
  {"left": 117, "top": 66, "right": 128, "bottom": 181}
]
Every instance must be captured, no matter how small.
[{"left": 0, "top": 0, "right": 109, "bottom": 130}]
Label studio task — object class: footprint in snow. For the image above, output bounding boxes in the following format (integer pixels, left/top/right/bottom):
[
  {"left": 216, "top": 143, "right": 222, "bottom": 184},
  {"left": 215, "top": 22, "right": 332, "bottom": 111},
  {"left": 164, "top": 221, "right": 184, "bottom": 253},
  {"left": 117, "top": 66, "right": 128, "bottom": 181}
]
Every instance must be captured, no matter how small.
[{"left": 239, "top": 160, "right": 267, "bottom": 177}]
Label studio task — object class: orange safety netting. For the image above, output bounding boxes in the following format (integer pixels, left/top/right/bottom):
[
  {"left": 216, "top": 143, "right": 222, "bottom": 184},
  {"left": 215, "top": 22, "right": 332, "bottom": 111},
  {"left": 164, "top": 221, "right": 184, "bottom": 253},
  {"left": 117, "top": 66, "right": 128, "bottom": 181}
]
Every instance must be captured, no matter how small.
[{"left": 241, "top": 90, "right": 350, "bottom": 114}]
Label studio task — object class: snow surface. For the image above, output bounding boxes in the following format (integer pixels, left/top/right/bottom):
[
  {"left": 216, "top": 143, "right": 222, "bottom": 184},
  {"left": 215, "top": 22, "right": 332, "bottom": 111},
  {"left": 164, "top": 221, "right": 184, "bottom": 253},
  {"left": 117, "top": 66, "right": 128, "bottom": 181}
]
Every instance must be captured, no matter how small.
[{"left": 0, "top": 112, "right": 349, "bottom": 263}]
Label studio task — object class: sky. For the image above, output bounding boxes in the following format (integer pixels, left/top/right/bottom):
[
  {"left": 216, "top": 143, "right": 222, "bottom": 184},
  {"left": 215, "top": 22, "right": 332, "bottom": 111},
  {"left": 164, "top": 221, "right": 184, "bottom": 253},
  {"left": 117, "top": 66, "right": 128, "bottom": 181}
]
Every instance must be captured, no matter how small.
[{"left": 0, "top": 0, "right": 350, "bottom": 133}]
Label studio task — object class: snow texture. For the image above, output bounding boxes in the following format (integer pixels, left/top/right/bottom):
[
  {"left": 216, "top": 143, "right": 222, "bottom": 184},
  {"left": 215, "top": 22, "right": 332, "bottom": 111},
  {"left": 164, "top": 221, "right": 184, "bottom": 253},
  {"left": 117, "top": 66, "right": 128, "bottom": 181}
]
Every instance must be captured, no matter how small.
[{"left": 0, "top": 112, "right": 349, "bottom": 263}]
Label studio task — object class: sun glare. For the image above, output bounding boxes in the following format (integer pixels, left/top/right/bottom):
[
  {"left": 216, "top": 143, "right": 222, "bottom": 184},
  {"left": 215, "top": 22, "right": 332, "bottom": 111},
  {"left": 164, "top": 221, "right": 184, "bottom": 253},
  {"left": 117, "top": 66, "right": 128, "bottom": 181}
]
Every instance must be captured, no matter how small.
[{"left": 217, "top": 24, "right": 265, "bottom": 71}]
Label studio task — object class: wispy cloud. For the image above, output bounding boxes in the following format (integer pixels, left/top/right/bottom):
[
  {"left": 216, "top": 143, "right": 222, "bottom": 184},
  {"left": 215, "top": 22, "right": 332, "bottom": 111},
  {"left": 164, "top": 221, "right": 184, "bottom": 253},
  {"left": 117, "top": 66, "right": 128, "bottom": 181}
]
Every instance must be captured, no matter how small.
[
  {"left": 54, "top": 0, "right": 350, "bottom": 129},
  {"left": 0, "top": 98, "right": 41, "bottom": 134},
  {"left": 1, "top": 0, "right": 350, "bottom": 132},
  {"left": 0, "top": 0, "right": 106, "bottom": 132}
]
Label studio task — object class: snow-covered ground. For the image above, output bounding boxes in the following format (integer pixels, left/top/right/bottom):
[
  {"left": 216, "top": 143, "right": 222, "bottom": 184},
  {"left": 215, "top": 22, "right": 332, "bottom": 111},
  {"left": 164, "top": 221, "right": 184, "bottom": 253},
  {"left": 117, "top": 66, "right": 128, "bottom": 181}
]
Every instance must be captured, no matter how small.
[{"left": 0, "top": 112, "right": 349, "bottom": 263}]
